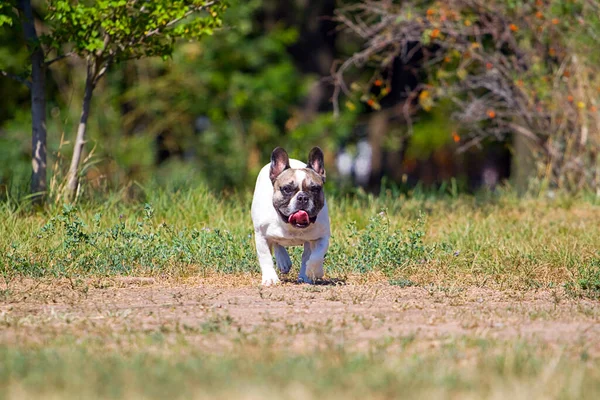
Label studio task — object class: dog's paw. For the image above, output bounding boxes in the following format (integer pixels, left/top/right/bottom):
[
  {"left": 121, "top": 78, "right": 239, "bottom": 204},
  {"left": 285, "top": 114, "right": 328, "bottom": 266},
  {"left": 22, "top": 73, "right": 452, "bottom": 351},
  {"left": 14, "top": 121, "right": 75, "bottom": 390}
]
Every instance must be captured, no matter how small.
[
  {"left": 274, "top": 245, "right": 292, "bottom": 274},
  {"left": 261, "top": 274, "right": 281, "bottom": 286},
  {"left": 297, "top": 275, "right": 314, "bottom": 285},
  {"left": 305, "top": 260, "right": 324, "bottom": 280}
]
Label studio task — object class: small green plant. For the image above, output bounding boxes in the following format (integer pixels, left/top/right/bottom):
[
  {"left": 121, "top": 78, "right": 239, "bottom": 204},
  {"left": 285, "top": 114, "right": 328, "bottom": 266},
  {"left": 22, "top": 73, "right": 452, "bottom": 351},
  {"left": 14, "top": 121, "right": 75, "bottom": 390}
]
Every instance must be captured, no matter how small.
[
  {"left": 327, "top": 210, "right": 449, "bottom": 278},
  {"left": 2, "top": 202, "right": 257, "bottom": 279},
  {"left": 389, "top": 279, "right": 416, "bottom": 288},
  {"left": 566, "top": 257, "right": 600, "bottom": 298}
]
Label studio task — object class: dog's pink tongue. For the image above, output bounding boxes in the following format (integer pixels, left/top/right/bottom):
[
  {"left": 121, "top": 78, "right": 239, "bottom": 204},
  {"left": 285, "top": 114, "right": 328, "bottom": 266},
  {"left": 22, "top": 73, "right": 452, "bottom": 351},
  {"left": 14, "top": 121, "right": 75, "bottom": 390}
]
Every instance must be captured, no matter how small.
[{"left": 289, "top": 210, "right": 309, "bottom": 225}]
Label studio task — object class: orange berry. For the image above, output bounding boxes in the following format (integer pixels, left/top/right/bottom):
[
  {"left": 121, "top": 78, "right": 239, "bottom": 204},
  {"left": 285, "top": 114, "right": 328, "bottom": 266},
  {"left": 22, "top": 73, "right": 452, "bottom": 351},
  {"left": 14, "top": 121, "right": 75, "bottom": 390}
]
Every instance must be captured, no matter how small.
[
  {"left": 374, "top": 79, "right": 383, "bottom": 87},
  {"left": 426, "top": 9, "right": 435, "bottom": 16},
  {"left": 590, "top": 105, "right": 598, "bottom": 113},
  {"left": 486, "top": 62, "right": 493, "bottom": 70},
  {"left": 487, "top": 110, "right": 496, "bottom": 118},
  {"left": 548, "top": 48, "right": 556, "bottom": 57},
  {"left": 430, "top": 28, "right": 441, "bottom": 39},
  {"left": 563, "top": 70, "right": 571, "bottom": 78},
  {"left": 552, "top": 18, "right": 559, "bottom": 25},
  {"left": 536, "top": 11, "right": 544, "bottom": 19},
  {"left": 567, "top": 95, "right": 574, "bottom": 102},
  {"left": 452, "top": 132, "right": 460, "bottom": 142},
  {"left": 509, "top": 24, "right": 518, "bottom": 32}
]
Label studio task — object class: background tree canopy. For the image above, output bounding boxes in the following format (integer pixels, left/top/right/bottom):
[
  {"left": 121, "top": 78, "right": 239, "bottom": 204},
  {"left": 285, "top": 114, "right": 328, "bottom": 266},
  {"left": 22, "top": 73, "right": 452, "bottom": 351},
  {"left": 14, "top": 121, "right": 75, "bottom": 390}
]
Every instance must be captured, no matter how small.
[{"left": 1, "top": 0, "right": 599, "bottom": 202}]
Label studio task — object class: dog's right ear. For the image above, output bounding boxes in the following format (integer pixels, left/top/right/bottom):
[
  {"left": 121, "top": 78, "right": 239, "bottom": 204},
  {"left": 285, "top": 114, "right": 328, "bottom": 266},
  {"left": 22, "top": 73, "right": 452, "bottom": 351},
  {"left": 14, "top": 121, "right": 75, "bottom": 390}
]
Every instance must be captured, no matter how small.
[{"left": 270, "top": 147, "right": 290, "bottom": 183}]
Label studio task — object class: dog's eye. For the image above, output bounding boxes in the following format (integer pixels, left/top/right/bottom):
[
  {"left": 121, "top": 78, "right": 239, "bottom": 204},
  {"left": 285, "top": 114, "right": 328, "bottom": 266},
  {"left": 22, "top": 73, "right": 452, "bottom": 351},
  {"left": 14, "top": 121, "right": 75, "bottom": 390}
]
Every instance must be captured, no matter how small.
[
  {"left": 282, "top": 186, "right": 294, "bottom": 195},
  {"left": 310, "top": 186, "right": 321, "bottom": 193}
]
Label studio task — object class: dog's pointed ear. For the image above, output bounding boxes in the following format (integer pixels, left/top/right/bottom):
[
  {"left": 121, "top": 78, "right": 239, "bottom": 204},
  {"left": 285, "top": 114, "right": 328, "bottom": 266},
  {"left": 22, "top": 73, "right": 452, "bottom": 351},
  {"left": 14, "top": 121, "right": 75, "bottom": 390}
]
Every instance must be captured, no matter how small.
[
  {"left": 270, "top": 147, "right": 290, "bottom": 183},
  {"left": 306, "top": 147, "right": 326, "bottom": 182}
]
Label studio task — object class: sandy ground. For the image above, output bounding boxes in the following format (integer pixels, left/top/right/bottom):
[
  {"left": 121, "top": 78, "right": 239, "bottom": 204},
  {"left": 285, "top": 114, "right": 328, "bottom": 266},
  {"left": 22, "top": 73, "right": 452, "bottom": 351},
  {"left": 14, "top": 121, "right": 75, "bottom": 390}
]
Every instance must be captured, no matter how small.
[{"left": 1, "top": 277, "right": 599, "bottom": 355}]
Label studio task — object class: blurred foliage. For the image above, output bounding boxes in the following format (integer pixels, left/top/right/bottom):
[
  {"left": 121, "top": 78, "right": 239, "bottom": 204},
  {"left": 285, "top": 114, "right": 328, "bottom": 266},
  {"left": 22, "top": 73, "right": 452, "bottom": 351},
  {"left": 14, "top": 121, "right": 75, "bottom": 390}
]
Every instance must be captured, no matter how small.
[
  {"left": 334, "top": 0, "right": 600, "bottom": 192},
  {"left": 2, "top": 0, "right": 600, "bottom": 200},
  {"left": 119, "top": 0, "right": 309, "bottom": 189},
  {"left": 406, "top": 102, "right": 457, "bottom": 160},
  {"left": 0, "top": 0, "right": 358, "bottom": 198}
]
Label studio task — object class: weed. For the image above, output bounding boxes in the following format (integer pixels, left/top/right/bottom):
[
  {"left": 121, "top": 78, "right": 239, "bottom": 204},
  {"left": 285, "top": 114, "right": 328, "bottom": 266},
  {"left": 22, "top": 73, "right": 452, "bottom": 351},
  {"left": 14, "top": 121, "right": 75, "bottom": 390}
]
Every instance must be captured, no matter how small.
[
  {"left": 566, "top": 257, "right": 600, "bottom": 299},
  {"left": 200, "top": 314, "right": 234, "bottom": 334},
  {"left": 327, "top": 210, "right": 450, "bottom": 278},
  {"left": 389, "top": 279, "right": 416, "bottom": 288}
]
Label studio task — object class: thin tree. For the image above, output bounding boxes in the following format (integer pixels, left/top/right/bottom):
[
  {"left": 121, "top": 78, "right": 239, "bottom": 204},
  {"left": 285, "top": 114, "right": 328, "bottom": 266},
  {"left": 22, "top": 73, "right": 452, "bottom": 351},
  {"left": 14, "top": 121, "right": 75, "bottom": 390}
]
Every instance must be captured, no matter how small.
[
  {"left": 0, "top": 0, "right": 51, "bottom": 203},
  {"left": 2, "top": 0, "right": 227, "bottom": 202},
  {"left": 45, "top": 0, "right": 226, "bottom": 201}
]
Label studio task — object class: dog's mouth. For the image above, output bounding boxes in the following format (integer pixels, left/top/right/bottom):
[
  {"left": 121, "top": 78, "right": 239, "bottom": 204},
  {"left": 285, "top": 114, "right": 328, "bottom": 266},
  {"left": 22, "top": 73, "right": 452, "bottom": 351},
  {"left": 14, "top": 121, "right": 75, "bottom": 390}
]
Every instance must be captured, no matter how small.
[{"left": 288, "top": 210, "right": 310, "bottom": 228}]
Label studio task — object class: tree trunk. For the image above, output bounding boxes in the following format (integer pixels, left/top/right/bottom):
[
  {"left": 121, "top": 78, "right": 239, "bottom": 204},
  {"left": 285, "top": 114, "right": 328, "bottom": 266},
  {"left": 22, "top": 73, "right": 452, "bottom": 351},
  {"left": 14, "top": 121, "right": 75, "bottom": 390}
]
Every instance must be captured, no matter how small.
[
  {"left": 65, "top": 62, "right": 95, "bottom": 201},
  {"left": 18, "top": 0, "right": 47, "bottom": 203},
  {"left": 511, "top": 129, "right": 536, "bottom": 195}
]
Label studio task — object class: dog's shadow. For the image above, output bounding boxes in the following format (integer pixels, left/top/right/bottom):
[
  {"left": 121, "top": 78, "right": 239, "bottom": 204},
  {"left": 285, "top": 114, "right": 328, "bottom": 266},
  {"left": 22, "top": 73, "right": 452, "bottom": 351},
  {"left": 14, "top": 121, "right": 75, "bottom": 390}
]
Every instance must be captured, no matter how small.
[{"left": 280, "top": 277, "right": 346, "bottom": 286}]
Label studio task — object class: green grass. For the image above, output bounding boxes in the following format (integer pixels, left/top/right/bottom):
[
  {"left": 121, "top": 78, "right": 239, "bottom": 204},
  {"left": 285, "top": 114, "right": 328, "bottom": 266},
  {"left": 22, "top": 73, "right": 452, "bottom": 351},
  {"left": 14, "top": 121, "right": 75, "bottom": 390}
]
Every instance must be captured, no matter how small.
[
  {"left": 0, "top": 337, "right": 598, "bottom": 399},
  {"left": 1, "top": 187, "right": 600, "bottom": 294}
]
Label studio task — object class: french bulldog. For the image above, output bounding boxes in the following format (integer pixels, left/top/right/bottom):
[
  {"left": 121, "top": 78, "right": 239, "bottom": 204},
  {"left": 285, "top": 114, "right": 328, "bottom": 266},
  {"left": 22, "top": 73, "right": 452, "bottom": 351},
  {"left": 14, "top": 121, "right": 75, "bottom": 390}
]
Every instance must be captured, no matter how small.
[{"left": 251, "top": 147, "right": 330, "bottom": 285}]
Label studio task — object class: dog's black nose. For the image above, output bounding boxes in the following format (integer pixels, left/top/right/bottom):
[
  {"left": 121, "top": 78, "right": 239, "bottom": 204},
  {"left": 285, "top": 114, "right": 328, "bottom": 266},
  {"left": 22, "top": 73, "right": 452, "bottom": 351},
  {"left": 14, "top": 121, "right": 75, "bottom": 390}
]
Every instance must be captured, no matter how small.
[{"left": 297, "top": 192, "right": 309, "bottom": 205}]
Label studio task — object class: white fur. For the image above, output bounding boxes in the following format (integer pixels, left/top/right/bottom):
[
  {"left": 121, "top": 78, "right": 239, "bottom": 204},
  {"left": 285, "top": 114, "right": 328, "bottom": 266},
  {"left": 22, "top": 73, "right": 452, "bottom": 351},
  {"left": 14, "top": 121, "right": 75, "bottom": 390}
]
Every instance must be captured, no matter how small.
[{"left": 251, "top": 159, "right": 330, "bottom": 285}]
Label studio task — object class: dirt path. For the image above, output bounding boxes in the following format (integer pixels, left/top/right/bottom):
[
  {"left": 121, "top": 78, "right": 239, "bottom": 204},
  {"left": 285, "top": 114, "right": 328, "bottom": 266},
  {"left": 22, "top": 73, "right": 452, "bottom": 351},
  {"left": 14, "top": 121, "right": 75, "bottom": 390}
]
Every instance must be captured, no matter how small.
[{"left": 1, "top": 278, "right": 599, "bottom": 355}]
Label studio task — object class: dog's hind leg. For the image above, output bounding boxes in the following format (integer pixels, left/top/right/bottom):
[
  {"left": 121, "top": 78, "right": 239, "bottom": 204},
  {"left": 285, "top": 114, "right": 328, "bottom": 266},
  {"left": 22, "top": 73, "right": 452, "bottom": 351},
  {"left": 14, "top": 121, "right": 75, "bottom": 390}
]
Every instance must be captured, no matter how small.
[{"left": 274, "top": 244, "right": 292, "bottom": 274}]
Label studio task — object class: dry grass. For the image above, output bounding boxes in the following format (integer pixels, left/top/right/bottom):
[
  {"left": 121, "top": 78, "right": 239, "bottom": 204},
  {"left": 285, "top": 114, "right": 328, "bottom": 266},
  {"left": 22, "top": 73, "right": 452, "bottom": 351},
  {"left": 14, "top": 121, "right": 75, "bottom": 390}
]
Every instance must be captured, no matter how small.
[{"left": 1, "top": 278, "right": 600, "bottom": 399}]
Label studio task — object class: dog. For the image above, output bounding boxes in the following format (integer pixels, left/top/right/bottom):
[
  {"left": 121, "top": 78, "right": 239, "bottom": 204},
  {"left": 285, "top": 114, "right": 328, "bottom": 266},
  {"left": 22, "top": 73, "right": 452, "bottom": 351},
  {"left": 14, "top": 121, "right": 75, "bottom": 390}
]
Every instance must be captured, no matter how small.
[{"left": 251, "top": 147, "right": 330, "bottom": 285}]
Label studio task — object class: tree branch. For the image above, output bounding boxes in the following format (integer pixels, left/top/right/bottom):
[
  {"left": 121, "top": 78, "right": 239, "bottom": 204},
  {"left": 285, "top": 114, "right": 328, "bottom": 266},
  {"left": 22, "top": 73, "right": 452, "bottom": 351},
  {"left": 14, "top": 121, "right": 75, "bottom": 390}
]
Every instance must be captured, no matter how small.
[
  {"left": 142, "top": 1, "right": 216, "bottom": 39},
  {"left": 93, "top": 55, "right": 114, "bottom": 85},
  {"left": 0, "top": 70, "right": 32, "bottom": 89},
  {"left": 45, "top": 52, "right": 74, "bottom": 66}
]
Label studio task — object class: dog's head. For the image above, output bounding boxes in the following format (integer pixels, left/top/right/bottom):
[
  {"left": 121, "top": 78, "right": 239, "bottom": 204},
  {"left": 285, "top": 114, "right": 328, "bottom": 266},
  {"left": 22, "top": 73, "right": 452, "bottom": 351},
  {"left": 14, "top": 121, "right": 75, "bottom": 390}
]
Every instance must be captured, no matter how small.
[{"left": 269, "top": 147, "right": 326, "bottom": 229}]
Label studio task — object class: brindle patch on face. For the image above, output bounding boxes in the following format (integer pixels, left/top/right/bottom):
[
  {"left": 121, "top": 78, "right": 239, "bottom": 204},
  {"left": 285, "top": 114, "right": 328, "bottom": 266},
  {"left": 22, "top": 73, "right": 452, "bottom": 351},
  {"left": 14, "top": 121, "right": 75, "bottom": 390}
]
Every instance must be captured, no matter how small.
[
  {"left": 272, "top": 169, "right": 298, "bottom": 218},
  {"left": 302, "top": 169, "right": 325, "bottom": 215}
]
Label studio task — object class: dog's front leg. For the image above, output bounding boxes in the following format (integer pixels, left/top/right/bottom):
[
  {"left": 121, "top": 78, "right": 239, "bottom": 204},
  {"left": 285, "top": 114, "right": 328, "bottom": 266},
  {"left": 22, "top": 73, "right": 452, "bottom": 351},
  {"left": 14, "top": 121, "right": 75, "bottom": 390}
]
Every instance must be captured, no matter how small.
[
  {"left": 273, "top": 244, "right": 292, "bottom": 274},
  {"left": 299, "top": 236, "right": 329, "bottom": 283},
  {"left": 299, "top": 242, "right": 312, "bottom": 281},
  {"left": 255, "top": 231, "right": 280, "bottom": 286}
]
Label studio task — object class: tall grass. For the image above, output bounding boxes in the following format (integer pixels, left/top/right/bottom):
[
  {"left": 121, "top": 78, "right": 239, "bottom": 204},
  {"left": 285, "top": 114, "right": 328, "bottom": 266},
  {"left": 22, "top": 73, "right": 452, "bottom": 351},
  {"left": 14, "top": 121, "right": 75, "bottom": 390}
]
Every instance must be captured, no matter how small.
[{"left": 1, "top": 187, "right": 599, "bottom": 295}]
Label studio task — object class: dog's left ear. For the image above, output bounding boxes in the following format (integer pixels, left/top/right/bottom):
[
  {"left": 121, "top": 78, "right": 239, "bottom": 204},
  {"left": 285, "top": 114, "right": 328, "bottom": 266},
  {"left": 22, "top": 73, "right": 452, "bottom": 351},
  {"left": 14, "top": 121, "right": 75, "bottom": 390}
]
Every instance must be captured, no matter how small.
[{"left": 306, "top": 147, "right": 326, "bottom": 182}]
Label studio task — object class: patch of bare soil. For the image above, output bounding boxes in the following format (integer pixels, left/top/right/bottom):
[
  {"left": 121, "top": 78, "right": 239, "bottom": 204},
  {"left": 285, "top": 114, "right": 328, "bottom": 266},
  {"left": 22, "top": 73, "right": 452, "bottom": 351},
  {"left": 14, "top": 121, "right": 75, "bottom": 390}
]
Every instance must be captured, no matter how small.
[{"left": 1, "top": 278, "right": 599, "bottom": 355}]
